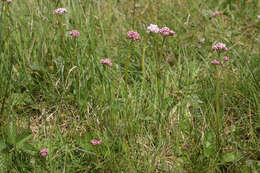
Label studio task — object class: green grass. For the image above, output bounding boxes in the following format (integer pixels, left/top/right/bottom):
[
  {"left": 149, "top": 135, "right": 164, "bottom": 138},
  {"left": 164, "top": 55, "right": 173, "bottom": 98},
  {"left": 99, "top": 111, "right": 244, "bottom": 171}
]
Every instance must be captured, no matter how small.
[{"left": 0, "top": 0, "right": 259, "bottom": 172}]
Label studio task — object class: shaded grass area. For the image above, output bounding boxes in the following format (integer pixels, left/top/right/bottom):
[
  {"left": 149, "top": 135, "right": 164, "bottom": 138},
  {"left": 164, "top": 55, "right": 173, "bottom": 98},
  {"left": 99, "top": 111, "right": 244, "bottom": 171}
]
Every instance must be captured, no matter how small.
[{"left": 0, "top": 0, "right": 259, "bottom": 172}]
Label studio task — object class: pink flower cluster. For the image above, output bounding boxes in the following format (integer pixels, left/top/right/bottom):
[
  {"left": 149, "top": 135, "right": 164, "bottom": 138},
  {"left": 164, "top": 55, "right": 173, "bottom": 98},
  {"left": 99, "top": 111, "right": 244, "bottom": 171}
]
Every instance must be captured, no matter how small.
[
  {"left": 100, "top": 58, "right": 112, "bottom": 67},
  {"left": 127, "top": 31, "right": 141, "bottom": 41},
  {"left": 53, "top": 8, "right": 67, "bottom": 15},
  {"left": 211, "top": 42, "right": 229, "bottom": 65},
  {"left": 134, "top": 3, "right": 140, "bottom": 9},
  {"left": 70, "top": 30, "right": 80, "bottom": 37},
  {"left": 147, "top": 24, "right": 175, "bottom": 37},
  {"left": 158, "top": 27, "right": 175, "bottom": 37},
  {"left": 147, "top": 24, "right": 160, "bottom": 33},
  {"left": 211, "top": 56, "right": 230, "bottom": 65},
  {"left": 211, "top": 60, "right": 220, "bottom": 65},
  {"left": 7, "top": 0, "right": 12, "bottom": 3},
  {"left": 212, "top": 11, "right": 223, "bottom": 17},
  {"left": 223, "top": 56, "right": 229, "bottom": 61},
  {"left": 40, "top": 149, "right": 49, "bottom": 157},
  {"left": 212, "top": 42, "right": 228, "bottom": 51},
  {"left": 258, "top": 15, "right": 260, "bottom": 19},
  {"left": 90, "top": 139, "right": 102, "bottom": 146}
]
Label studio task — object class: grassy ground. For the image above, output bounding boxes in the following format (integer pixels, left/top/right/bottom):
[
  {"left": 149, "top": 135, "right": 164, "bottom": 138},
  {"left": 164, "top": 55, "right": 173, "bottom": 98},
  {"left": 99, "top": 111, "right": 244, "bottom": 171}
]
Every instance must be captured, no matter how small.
[{"left": 0, "top": 0, "right": 259, "bottom": 172}]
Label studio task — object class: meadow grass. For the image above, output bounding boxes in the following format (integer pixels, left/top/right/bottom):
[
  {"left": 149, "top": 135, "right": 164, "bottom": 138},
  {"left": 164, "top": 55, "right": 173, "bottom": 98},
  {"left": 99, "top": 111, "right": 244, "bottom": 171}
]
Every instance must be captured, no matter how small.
[{"left": 0, "top": 0, "right": 259, "bottom": 172}]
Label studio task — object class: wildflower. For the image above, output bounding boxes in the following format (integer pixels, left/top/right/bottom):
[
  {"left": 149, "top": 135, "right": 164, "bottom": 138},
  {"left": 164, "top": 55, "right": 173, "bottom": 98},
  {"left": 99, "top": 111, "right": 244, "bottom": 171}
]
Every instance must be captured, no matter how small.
[
  {"left": 70, "top": 30, "right": 80, "bottom": 37},
  {"left": 212, "top": 11, "right": 223, "bottom": 17},
  {"left": 127, "top": 31, "right": 140, "bottom": 41},
  {"left": 199, "top": 38, "right": 205, "bottom": 44},
  {"left": 90, "top": 139, "right": 102, "bottom": 146},
  {"left": 7, "top": 0, "right": 12, "bottom": 3},
  {"left": 147, "top": 24, "right": 160, "bottom": 34},
  {"left": 212, "top": 42, "right": 228, "bottom": 51},
  {"left": 158, "top": 27, "right": 175, "bottom": 37},
  {"left": 53, "top": 8, "right": 67, "bottom": 15},
  {"left": 211, "top": 60, "right": 220, "bottom": 65},
  {"left": 134, "top": 3, "right": 140, "bottom": 8},
  {"left": 257, "top": 15, "right": 260, "bottom": 19},
  {"left": 223, "top": 56, "right": 229, "bottom": 61},
  {"left": 40, "top": 149, "right": 49, "bottom": 157},
  {"left": 100, "top": 58, "right": 112, "bottom": 67}
]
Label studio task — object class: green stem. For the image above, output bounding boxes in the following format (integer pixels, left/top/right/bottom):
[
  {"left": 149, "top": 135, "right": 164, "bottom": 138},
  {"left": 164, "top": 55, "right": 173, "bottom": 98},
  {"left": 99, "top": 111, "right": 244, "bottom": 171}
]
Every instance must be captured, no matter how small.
[
  {"left": 215, "top": 65, "right": 220, "bottom": 133},
  {"left": 132, "top": 0, "right": 136, "bottom": 28},
  {"left": 158, "top": 37, "right": 166, "bottom": 77},
  {"left": 141, "top": 42, "right": 147, "bottom": 84}
]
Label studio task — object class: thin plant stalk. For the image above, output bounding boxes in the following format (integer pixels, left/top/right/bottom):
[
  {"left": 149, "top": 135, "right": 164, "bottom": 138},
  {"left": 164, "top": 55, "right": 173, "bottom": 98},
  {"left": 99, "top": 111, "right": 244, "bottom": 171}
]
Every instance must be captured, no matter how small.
[
  {"left": 141, "top": 42, "right": 147, "bottom": 85},
  {"left": 132, "top": 0, "right": 137, "bottom": 28},
  {"left": 158, "top": 37, "right": 166, "bottom": 77},
  {"left": 215, "top": 64, "right": 220, "bottom": 139}
]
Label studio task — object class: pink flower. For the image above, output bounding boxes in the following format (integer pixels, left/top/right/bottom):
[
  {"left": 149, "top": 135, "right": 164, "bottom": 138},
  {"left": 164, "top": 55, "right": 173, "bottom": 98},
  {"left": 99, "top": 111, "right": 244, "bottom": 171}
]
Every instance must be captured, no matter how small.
[
  {"left": 223, "top": 56, "right": 229, "bottom": 61},
  {"left": 90, "top": 139, "right": 102, "bottom": 146},
  {"left": 257, "top": 15, "right": 260, "bottom": 19},
  {"left": 211, "top": 60, "right": 220, "bottom": 65},
  {"left": 199, "top": 38, "right": 205, "bottom": 43},
  {"left": 40, "top": 149, "right": 49, "bottom": 157},
  {"left": 134, "top": 3, "right": 140, "bottom": 8},
  {"left": 212, "top": 42, "right": 228, "bottom": 51},
  {"left": 212, "top": 11, "right": 223, "bottom": 17},
  {"left": 7, "top": 0, "right": 12, "bottom": 3},
  {"left": 147, "top": 24, "right": 160, "bottom": 33},
  {"left": 100, "top": 59, "right": 112, "bottom": 67},
  {"left": 127, "top": 31, "right": 140, "bottom": 41},
  {"left": 158, "top": 27, "right": 175, "bottom": 37},
  {"left": 53, "top": 8, "right": 67, "bottom": 15},
  {"left": 70, "top": 30, "right": 80, "bottom": 37}
]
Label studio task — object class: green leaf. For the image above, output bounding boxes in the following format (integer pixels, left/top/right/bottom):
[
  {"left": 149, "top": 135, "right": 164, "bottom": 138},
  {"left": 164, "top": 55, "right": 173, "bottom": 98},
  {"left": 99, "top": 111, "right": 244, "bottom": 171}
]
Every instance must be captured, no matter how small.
[
  {"left": 203, "top": 130, "right": 216, "bottom": 157},
  {"left": 16, "top": 131, "right": 32, "bottom": 149},
  {"left": 0, "top": 140, "right": 7, "bottom": 152},
  {"left": 6, "top": 122, "right": 17, "bottom": 145},
  {"left": 21, "top": 142, "right": 37, "bottom": 155},
  {"left": 222, "top": 152, "right": 243, "bottom": 163}
]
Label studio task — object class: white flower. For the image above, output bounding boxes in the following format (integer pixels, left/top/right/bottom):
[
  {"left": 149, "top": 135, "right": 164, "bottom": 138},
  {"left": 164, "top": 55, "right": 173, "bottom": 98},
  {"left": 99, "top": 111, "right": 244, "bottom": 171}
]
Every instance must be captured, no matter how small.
[{"left": 147, "top": 24, "right": 159, "bottom": 33}]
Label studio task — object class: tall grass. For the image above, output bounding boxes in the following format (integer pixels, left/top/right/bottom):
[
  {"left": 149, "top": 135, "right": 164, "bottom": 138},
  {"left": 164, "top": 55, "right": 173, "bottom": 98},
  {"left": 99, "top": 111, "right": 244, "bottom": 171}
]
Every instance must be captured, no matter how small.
[{"left": 0, "top": 0, "right": 259, "bottom": 172}]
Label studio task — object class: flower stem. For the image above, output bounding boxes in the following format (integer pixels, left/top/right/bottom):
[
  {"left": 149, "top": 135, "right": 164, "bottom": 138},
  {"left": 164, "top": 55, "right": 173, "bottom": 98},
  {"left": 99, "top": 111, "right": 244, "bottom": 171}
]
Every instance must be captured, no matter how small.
[
  {"left": 141, "top": 42, "right": 147, "bottom": 83},
  {"left": 158, "top": 37, "right": 166, "bottom": 77}
]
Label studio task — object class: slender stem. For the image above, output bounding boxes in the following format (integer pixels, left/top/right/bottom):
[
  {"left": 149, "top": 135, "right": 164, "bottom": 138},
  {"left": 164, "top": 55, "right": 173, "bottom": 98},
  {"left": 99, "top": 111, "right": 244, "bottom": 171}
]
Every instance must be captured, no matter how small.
[
  {"left": 132, "top": 0, "right": 136, "bottom": 28},
  {"left": 141, "top": 42, "right": 146, "bottom": 82},
  {"left": 126, "top": 51, "right": 130, "bottom": 85},
  {"left": 158, "top": 37, "right": 166, "bottom": 77},
  {"left": 215, "top": 65, "right": 220, "bottom": 132},
  {"left": 215, "top": 52, "right": 222, "bottom": 148}
]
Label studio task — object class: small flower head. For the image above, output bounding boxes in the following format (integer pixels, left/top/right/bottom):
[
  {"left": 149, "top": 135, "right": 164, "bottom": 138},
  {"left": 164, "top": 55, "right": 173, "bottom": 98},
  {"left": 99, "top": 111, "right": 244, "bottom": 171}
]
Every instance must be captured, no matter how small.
[
  {"left": 212, "top": 11, "right": 223, "bottom": 17},
  {"left": 40, "top": 149, "right": 49, "bottom": 157},
  {"left": 134, "top": 3, "right": 140, "bottom": 8},
  {"left": 223, "top": 56, "right": 229, "bottom": 61},
  {"left": 90, "top": 139, "right": 102, "bottom": 146},
  {"left": 127, "top": 31, "right": 140, "bottom": 41},
  {"left": 199, "top": 38, "right": 205, "bottom": 44},
  {"left": 211, "top": 60, "right": 220, "bottom": 65},
  {"left": 70, "top": 30, "right": 80, "bottom": 37},
  {"left": 158, "top": 27, "right": 175, "bottom": 37},
  {"left": 53, "top": 8, "right": 67, "bottom": 15},
  {"left": 100, "top": 58, "right": 112, "bottom": 67},
  {"left": 147, "top": 24, "right": 160, "bottom": 34},
  {"left": 7, "top": 0, "right": 12, "bottom": 3},
  {"left": 212, "top": 42, "right": 228, "bottom": 51},
  {"left": 257, "top": 15, "right": 260, "bottom": 19}
]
